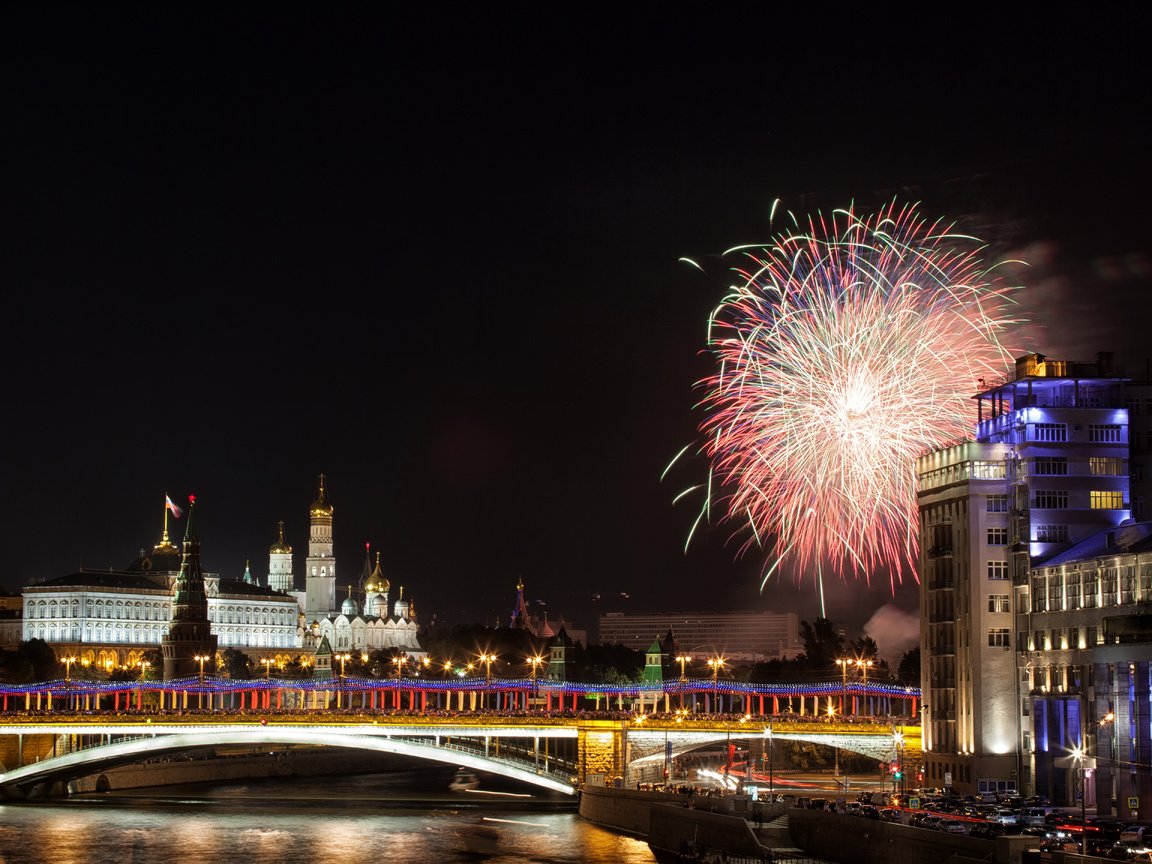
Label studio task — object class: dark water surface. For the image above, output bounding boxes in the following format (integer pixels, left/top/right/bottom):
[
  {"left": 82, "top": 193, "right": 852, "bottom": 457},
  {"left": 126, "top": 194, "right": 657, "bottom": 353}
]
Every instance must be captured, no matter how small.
[{"left": 0, "top": 770, "right": 657, "bottom": 864}]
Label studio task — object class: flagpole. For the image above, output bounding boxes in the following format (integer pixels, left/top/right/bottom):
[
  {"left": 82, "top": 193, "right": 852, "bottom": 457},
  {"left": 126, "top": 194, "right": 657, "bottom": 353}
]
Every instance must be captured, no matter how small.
[{"left": 163, "top": 494, "right": 169, "bottom": 539}]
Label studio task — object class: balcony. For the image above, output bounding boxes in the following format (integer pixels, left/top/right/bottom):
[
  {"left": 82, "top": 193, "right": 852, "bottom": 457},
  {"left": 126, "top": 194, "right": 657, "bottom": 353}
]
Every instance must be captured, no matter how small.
[{"left": 927, "top": 546, "right": 954, "bottom": 560}]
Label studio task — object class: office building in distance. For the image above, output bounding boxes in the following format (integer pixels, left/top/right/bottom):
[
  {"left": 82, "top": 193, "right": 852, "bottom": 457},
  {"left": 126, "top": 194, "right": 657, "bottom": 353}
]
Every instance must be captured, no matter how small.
[{"left": 597, "top": 610, "right": 801, "bottom": 661}]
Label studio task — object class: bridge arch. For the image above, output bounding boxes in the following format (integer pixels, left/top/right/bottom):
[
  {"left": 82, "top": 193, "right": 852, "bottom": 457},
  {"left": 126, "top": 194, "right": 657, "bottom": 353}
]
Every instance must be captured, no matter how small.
[{"left": 0, "top": 728, "right": 576, "bottom": 798}]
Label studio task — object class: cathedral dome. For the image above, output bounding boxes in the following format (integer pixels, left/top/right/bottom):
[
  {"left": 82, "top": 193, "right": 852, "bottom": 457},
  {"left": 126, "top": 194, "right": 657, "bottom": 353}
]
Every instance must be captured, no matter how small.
[
  {"left": 342, "top": 595, "right": 359, "bottom": 616},
  {"left": 364, "top": 555, "right": 390, "bottom": 594},
  {"left": 269, "top": 521, "right": 292, "bottom": 554},
  {"left": 310, "top": 475, "right": 334, "bottom": 517}
]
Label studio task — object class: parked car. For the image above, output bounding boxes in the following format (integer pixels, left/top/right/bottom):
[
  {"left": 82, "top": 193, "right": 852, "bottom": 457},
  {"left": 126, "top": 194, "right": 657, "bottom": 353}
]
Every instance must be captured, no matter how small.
[
  {"left": 937, "top": 819, "right": 968, "bottom": 835},
  {"left": 970, "top": 823, "right": 1009, "bottom": 840},
  {"left": 879, "top": 808, "right": 901, "bottom": 823},
  {"left": 990, "top": 809, "right": 1017, "bottom": 825}
]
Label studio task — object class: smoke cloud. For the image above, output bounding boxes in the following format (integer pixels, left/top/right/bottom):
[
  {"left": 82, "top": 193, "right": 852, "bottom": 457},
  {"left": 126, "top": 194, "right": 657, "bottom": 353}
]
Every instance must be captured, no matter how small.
[{"left": 862, "top": 604, "right": 920, "bottom": 667}]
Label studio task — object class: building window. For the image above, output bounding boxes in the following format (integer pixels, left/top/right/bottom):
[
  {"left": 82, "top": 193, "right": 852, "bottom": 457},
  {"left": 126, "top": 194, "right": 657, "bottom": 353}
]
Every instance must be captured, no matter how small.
[
  {"left": 987, "top": 528, "right": 1008, "bottom": 545},
  {"left": 972, "top": 461, "right": 1006, "bottom": 479},
  {"left": 1127, "top": 397, "right": 1141, "bottom": 416},
  {"left": 1084, "top": 571, "right": 1099, "bottom": 608},
  {"left": 1090, "top": 456, "right": 1125, "bottom": 476},
  {"left": 1033, "top": 457, "right": 1068, "bottom": 476},
  {"left": 1089, "top": 424, "right": 1123, "bottom": 443},
  {"left": 1034, "top": 490, "right": 1068, "bottom": 509},
  {"left": 988, "top": 594, "right": 1011, "bottom": 613},
  {"left": 986, "top": 494, "right": 1009, "bottom": 513},
  {"left": 988, "top": 629, "right": 1010, "bottom": 647},
  {"left": 987, "top": 560, "right": 1009, "bottom": 580},
  {"left": 1133, "top": 464, "right": 1145, "bottom": 482},
  {"left": 1090, "top": 490, "right": 1125, "bottom": 509},
  {"left": 1035, "top": 524, "right": 1069, "bottom": 543},
  {"left": 1033, "top": 423, "right": 1068, "bottom": 442},
  {"left": 1137, "top": 496, "right": 1146, "bottom": 517},
  {"left": 1066, "top": 570, "right": 1081, "bottom": 609}
]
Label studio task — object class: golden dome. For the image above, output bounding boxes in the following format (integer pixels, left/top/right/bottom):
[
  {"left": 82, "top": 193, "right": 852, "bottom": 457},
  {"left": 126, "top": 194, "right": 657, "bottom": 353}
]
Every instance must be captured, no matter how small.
[
  {"left": 365, "top": 553, "right": 390, "bottom": 594},
  {"left": 269, "top": 520, "right": 292, "bottom": 554},
  {"left": 310, "top": 473, "right": 334, "bottom": 517}
]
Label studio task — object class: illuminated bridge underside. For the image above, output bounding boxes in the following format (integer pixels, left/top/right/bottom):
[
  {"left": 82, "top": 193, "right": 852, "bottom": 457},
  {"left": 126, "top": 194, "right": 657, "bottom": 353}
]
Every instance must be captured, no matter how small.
[
  {"left": 0, "top": 724, "right": 577, "bottom": 797},
  {"left": 627, "top": 727, "right": 922, "bottom": 765}
]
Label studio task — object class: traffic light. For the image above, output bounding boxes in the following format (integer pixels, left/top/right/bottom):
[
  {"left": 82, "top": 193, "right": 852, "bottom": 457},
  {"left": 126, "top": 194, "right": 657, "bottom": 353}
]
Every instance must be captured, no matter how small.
[{"left": 894, "top": 770, "right": 903, "bottom": 780}]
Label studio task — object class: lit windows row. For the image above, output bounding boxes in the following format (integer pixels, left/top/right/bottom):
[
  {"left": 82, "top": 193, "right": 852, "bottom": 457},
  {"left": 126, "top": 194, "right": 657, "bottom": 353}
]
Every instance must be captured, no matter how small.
[
  {"left": 1029, "top": 423, "right": 1125, "bottom": 443},
  {"left": 1031, "top": 489, "right": 1126, "bottom": 509}
]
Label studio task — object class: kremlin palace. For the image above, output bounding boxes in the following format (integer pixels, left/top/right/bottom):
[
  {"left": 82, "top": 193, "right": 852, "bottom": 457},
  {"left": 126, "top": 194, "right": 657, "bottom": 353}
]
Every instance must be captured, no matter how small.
[{"left": 8, "top": 476, "right": 425, "bottom": 672}]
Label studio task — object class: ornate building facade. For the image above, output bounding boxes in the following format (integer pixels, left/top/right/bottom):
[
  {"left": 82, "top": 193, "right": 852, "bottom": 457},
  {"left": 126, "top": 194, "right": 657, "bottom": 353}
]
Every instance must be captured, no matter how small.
[{"left": 16, "top": 476, "right": 424, "bottom": 672}]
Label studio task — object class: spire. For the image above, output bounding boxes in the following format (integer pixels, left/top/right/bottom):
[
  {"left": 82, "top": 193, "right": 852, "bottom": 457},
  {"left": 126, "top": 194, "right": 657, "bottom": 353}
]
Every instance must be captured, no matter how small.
[
  {"left": 171, "top": 494, "right": 206, "bottom": 620},
  {"left": 162, "top": 493, "right": 218, "bottom": 680},
  {"left": 243, "top": 559, "right": 258, "bottom": 586},
  {"left": 360, "top": 541, "right": 371, "bottom": 590}
]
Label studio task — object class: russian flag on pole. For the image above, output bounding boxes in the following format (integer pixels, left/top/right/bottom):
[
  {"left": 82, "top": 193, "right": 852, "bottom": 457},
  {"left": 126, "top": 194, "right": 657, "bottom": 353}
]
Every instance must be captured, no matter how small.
[{"left": 165, "top": 495, "right": 183, "bottom": 519}]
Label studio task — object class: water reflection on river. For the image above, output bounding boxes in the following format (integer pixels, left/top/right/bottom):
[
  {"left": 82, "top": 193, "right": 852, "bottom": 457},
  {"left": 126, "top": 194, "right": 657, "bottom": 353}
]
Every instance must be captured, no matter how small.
[{"left": 0, "top": 771, "right": 656, "bottom": 864}]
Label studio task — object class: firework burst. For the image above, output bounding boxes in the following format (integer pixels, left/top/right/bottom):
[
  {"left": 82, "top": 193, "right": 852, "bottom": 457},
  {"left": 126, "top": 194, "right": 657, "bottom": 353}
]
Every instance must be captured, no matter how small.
[{"left": 685, "top": 200, "right": 1022, "bottom": 590}]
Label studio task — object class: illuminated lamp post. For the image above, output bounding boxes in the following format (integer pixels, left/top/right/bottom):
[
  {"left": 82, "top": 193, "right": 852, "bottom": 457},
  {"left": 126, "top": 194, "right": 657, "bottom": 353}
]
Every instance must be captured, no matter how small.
[
  {"left": 764, "top": 725, "right": 774, "bottom": 801},
  {"left": 893, "top": 730, "right": 905, "bottom": 796},
  {"left": 261, "top": 658, "right": 274, "bottom": 680},
  {"left": 707, "top": 656, "right": 727, "bottom": 713},
  {"left": 478, "top": 653, "right": 496, "bottom": 710},
  {"left": 856, "top": 658, "right": 875, "bottom": 716},
  {"left": 194, "top": 654, "right": 210, "bottom": 709},
  {"left": 392, "top": 655, "right": 408, "bottom": 679},
  {"left": 63, "top": 656, "right": 77, "bottom": 682},
  {"left": 528, "top": 655, "right": 544, "bottom": 711},
  {"left": 835, "top": 658, "right": 851, "bottom": 715}
]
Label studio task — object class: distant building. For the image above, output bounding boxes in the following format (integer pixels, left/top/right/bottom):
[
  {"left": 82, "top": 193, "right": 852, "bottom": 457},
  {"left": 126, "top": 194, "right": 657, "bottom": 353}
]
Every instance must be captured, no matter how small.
[
  {"left": 507, "top": 579, "right": 587, "bottom": 647},
  {"left": 597, "top": 611, "right": 801, "bottom": 661}
]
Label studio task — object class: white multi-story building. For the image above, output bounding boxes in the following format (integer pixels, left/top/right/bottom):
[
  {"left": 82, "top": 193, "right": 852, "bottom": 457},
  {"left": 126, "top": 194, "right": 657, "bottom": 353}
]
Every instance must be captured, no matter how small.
[{"left": 919, "top": 352, "right": 1135, "bottom": 798}]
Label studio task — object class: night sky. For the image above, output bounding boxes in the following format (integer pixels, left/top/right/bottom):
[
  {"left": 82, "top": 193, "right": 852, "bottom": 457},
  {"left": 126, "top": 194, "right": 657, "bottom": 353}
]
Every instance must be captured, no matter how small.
[{"left": 3, "top": 6, "right": 1150, "bottom": 657}]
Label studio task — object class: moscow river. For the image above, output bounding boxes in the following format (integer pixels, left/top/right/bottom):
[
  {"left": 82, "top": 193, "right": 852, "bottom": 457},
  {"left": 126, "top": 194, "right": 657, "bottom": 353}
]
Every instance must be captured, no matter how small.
[{"left": 0, "top": 768, "right": 658, "bottom": 864}]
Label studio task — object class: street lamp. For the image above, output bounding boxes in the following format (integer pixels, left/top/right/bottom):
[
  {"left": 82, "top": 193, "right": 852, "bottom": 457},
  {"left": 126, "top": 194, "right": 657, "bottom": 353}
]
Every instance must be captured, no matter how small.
[
  {"left": 676, "top": 654, "right": 690, "bottom": 681},
  {"left": 261, "top": 658, "right": 274, "bottom": 680},
  {"left": 1072, "top": 742, "right": 1087, "bottom": 853},
  {"left": 835, "top": 658, "right": 852, "bottom": 715},
  {"left": 856, "top": 658, "right": 875, "bottom": 717},
  {"left": 527, "top": 654, "right": 544, "bottom": 681},
  {"left": 764, "top": 726, "right": 775, "bottom": 801},
  {"left": 707, "top": 656, "right": 727, "bottom": 712},
  {"left": 893, "top": 730, "right": 905, "bottom": 796},
  {"left": 392, "top": 655, "right": 408, "bottom": 679},
  {"left": 63, "top": 656, "right": 78, "bottom": 681},
  {"left": 194, "top": 654, "right": 209, "bottom": 683},
  {"left": 478, "top": 653, "right": 496, "bottom": 710},
  {"left": 336, "top": 652, "right": 351, "bottom": 680}
]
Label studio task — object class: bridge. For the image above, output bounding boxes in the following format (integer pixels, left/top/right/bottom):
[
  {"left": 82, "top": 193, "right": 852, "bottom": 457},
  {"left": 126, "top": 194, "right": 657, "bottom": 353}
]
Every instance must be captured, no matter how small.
[{"left": 0, "top": 676, "right": 921, "bottom": 798}]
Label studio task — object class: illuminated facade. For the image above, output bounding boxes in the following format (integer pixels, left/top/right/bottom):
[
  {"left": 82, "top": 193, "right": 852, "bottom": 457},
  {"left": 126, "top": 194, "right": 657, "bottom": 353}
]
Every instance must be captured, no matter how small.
[
  {"left": 1023, "top": 524, "right": 1152, "bottom": 818},
  {"left": 919, "top": 352, "right": 1138, "bottom": 798},
  {"left": 16, "top": 475, "right": 425, "bottom": 670}
]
